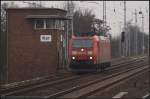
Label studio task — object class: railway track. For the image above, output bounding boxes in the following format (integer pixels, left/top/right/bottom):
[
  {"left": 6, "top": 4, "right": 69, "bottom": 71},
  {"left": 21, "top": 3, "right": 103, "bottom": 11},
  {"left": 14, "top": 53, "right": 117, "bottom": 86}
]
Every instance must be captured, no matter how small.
[
  {"left": 0, "top": 73, "right": 81, "bottom": 94},
  {"left": 1, "top": 56, "right": 147, "bottom": 98},
  {"left": 43, "top": 60, "right": 147, "bottom": 98},
  {"left": 57, "top": 65, "right": 148, "bottom": 99},
  {"left": 142, "top": 93, "right": 150, "bottom": 99},
  {"left": 1, "top": 56, "right": 142, "bottom": 90},
  {"left": 111, "top": 55, "right": 145, "bottom": 65},
  {"left": 1, "top": 56, "right": 145, "bottom": 91},
  {"left": 0, "top": 56, "right": 140, "bottom": 94},
  {"left": 0, "top": 70, "right": 74, "bottom": 90},
  {"left": 0, "top": 57, "right": 123, "bottom": 91}
]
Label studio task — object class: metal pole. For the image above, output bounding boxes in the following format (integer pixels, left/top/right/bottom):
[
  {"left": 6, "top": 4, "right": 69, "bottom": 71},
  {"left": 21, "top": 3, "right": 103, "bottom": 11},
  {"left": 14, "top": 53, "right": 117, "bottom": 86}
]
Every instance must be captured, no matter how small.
[
  {"left": 148, "top": 33, "right": 149, "bottom": 55},
  {"left": 142, "top": 14, "right": 144, "bottom": 55},
  {"left": 66, "top": 1, "right": 69, "bottom": 68},
  {"left": 66, "top": 1, "right": 74, "bottom": 68},
  {"left": 104, "top": 1, "right": 106, "bottom": 27},
  {"left": 128, "top": 24, "right": 130, "bottom": 56},
  {"left": 39, "top": 1, "right": 42, "bottom": 7},
  {"left": 71, "top": 1, "right": 74, "bottom": 36},
  {"left": 104, "top": 1, "right": 106, "bottom": 36},
  {"left": 103, "top": 1, "right": 105, "bottom": 36},
  {"left": 123, "top": 1, "right": 127, "bottom": 57},
  {"left": 139, "top": 9, "right": 144, "bottom": 55},
  {"left": 119, "top": 21, "right": 122, "bottom": 57},
  {"left": 71, "top": 14, "right": 73, "bottom": 36},
  {"left": 134, "top": 9, "right": 138, "bottom": 56}
]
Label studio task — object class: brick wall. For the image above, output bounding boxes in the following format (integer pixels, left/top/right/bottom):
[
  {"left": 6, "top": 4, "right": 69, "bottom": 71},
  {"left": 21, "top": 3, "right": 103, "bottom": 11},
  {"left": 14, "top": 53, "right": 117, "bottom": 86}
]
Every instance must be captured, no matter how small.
[{"left": 6, "top": 8, "right": 66, "bottom": 83}]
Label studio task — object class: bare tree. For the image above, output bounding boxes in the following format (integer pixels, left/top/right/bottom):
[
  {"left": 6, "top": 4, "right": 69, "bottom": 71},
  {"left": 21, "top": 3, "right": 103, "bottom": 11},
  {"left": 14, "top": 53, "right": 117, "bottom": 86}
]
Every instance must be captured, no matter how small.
[
  {"left": 73, "top": 9, "right": 95, "bottom": 35},
  {"left": 1, "top": 2, "right": 18, "bottom": 33},
  {"left": 62, "top": 1, "right": 108, "bottom": 36}
]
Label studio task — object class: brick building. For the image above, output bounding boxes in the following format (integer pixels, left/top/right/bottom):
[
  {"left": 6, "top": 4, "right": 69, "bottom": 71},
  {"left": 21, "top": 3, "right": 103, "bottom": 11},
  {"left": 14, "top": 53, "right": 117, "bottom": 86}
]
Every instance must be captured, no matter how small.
[{"left": 2, "top": 8, "right": 68, "bottom": 83}]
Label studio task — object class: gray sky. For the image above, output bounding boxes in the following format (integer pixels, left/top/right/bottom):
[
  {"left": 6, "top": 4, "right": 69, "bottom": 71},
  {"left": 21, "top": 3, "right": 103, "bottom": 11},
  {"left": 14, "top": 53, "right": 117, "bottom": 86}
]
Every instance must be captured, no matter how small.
[{"left": 2, "top": 1, "right": 149, "bottom": 37}]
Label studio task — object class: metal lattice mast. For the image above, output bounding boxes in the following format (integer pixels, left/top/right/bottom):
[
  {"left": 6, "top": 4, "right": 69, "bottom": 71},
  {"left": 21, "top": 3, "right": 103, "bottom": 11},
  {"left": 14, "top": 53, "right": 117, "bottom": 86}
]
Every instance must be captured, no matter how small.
[
  {"left": 67, "top": 1, "right": 74, "bottom": 36},
  {"left": 66, "top": 1, "right": 74, "bottom": 66},
  {"left": 65, "top": 1, "right": 69, "bottom": 67}
]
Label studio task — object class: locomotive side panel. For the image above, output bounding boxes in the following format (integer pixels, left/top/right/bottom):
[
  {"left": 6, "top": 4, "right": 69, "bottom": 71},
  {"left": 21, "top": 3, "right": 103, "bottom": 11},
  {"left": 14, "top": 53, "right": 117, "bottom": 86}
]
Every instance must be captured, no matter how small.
[
  {"left": 99, "top": 39, "right": 105, "bottom": 63},
  {"left": 99, "top": 36, "right": 111, "bottom": 65}
]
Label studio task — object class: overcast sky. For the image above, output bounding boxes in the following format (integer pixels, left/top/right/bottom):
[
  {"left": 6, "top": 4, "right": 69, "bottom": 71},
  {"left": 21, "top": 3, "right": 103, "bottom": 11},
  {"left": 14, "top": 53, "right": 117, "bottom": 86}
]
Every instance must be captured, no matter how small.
[{"left": 2, "top": 1, "right": 149, "bottom": 37}]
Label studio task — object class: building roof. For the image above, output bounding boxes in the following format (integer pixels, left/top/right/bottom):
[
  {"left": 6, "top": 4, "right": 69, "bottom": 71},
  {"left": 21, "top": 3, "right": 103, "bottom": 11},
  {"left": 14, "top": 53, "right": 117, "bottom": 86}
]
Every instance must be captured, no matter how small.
[
  {"left": 6, "top": 7, "right": 67, "bottom": 12},
  {"left": 26, "top": 15, "right": 71, "bottom": 20}
]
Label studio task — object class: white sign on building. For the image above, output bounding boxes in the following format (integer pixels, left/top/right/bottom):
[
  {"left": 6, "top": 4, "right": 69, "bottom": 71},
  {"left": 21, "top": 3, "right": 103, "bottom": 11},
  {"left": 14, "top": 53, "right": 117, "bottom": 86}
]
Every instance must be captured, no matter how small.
[{"left": 40, "top": 35, "right": 51, "bottom": 42}]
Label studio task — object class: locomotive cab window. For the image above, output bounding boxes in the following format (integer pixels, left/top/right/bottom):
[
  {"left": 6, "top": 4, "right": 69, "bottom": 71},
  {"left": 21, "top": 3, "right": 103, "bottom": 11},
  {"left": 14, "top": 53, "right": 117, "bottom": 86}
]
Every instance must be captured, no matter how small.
[{"left": 72, "top": 39, "right": 92, "bottom": 48}]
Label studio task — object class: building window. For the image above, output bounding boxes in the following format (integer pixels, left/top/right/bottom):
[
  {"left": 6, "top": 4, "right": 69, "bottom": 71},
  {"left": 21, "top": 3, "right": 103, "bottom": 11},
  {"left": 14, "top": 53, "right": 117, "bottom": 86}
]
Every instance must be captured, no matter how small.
[
  {"left": 35, "top": 19, "right": 45, "bottom": 29},
  {"left": 46, "top": 19, "right": 55, "bottom": 29},
  {"left": 55, "top": 20, "right": 60, "bottom": 29},
  {"left": 60, "top": 20, "right": 65, "bottom": 30},
  {"left": 34, "top": 19, "right": 65, "bottom": 30}
]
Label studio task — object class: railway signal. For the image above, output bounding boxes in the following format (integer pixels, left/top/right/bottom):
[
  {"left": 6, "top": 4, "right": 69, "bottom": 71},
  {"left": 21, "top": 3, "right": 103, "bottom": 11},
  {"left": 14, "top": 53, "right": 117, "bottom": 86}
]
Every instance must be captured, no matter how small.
[
  {"left": 121, "top": 31, "right": 125, "bottom": 42},
  {"left": 139, "top": 10, "right": 145, "bottom": 55},
  {"left": 121, "top": 31, "right": 126, "bottom": 57}
]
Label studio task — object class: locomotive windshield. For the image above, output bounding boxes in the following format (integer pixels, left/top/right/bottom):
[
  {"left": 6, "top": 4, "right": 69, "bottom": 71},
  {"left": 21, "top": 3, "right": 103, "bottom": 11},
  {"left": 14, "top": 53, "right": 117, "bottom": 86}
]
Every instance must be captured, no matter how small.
[{"left": 72, "top": 39, "right": 92, "bottom": 48}]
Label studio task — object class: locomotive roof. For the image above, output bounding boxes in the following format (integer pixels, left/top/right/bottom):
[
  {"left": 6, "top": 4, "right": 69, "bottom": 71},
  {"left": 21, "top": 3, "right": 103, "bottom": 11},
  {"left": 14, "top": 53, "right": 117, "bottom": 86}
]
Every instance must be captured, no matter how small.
[
  {"left": 99, "top": 36, "right": 110, "bottom": 43},
  {"left": 72, "top": 35, "right": 110, "bottom": 41},
  {"left": 26, "top": 15, "right": 70, "bottom": 20},
  {"left": 72, "top": 36, "right": 93, "bottom": 39},
  {"left": 100, "top": 36, "right": 106, "bottom": 40}
]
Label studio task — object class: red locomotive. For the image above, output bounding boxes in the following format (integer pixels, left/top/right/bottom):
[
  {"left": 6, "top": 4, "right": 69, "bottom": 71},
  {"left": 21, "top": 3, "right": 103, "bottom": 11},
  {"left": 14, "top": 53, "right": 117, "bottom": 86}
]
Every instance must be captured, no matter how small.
[{"left": 68, "top": 34, "right": 111, "bottom": 72}]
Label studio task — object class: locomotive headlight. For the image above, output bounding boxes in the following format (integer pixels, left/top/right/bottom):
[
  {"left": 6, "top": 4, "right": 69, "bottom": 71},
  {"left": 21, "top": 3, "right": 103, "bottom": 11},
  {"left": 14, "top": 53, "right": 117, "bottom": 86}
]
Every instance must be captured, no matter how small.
[
  {"left": 87, "top": 51, "right": 93, "bottom": 55},
  {"left": 72, "top": 57, "right": 75, "bottom": 60},
  {"left": 81, "top": 48, "right": 84, "bottom": 51},
  {"left": 89, "top": 57, "right": 93, "bottom": 59},
  {"left": 72, "top": 51, "right": 77, "bottom": 55}
]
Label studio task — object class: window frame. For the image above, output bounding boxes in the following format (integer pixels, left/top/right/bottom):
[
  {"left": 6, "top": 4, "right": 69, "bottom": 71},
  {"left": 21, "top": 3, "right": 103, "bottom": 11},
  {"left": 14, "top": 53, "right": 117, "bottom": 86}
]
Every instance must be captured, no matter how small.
[
  {"left": 46, "top": 19, "right": 56, "bottom": 29},
  {"left": 34, "top": 19, "right": 46, "bottom": 29},
  {"left": 34, "top": 19, "right": 65, "bottom": 30},
  {"left": 72, "top": 39, "right": 93, "bottom": 48}
]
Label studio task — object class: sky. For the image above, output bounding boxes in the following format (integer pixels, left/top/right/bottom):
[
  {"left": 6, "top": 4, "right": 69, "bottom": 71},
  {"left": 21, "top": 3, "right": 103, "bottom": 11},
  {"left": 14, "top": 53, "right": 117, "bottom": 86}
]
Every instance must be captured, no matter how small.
[{"left": 1, "top": 1, "right": 149, "bottom": 37}]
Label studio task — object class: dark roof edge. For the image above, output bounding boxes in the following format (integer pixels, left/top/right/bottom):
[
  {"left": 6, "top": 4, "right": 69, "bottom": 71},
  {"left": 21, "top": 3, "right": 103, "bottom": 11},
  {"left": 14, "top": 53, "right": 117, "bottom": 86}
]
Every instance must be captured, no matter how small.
[
  {"left": 26, "top": 15, "right": 71, "bottom": 20},
  {"left": 6, "top": 7, "right": 67, "bottom": 12}
]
